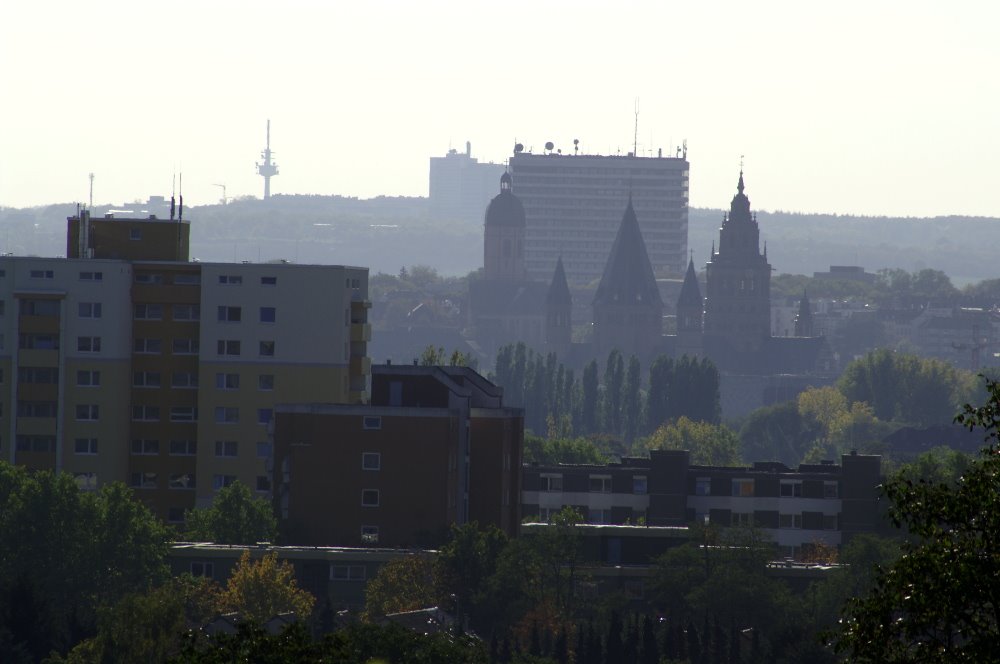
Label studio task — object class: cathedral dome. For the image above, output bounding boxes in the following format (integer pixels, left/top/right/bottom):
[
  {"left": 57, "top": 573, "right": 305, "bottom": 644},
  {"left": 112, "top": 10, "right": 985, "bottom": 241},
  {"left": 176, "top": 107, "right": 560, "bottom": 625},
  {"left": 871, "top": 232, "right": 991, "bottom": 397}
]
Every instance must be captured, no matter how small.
[{"left": 484, "top": 173, "right": 526, "bottom": 227}]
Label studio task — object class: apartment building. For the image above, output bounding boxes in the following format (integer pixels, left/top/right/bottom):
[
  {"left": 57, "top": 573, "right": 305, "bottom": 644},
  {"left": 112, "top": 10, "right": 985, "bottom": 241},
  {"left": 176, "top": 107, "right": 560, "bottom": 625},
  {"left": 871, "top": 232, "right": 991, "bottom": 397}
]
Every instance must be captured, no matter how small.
[
  {"left": 273, "top": 365, "right": 522, "bottom": 547},
  {"left": 522, "top": 449, "right": 882, "bottom": 558},
  {"left": 1, "top": 211, "right": 371, "bottom": 522},
  {"left": 509, "top": 151, "right": 689, "bottom": 285}
]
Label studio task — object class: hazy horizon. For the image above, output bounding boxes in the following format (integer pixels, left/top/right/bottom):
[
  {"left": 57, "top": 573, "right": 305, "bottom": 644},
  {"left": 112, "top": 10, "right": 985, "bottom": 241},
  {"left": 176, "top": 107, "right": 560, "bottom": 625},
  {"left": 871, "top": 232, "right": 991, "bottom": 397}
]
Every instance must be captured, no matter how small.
[{"left": 2, "top": 1, "right": 997, "bottom": 218}]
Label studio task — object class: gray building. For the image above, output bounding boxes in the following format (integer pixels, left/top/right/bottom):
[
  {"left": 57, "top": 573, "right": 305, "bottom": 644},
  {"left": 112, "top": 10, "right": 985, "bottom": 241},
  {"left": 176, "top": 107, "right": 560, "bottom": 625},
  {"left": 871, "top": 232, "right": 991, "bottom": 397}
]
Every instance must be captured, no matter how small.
[
  {"left": 428, "top": 143, "right": 506, "bottom": 223},
  {"left": 509, "top": 150, "right": 689, "bottom": 285}
]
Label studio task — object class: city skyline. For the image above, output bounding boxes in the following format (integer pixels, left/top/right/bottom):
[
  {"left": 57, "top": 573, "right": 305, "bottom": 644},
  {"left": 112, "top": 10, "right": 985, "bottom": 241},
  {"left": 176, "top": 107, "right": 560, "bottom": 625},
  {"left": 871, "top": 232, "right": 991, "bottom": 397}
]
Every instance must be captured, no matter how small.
[{"left": 2, "top": 1, "right": 998, "bottom": 218}]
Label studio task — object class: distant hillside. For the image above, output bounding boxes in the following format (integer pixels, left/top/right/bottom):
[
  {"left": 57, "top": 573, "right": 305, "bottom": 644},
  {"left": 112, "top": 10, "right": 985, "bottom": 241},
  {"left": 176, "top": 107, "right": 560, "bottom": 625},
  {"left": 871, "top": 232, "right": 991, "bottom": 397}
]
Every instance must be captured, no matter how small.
[{"left": 2, "top": 197, "right": 997, "bottom": 282}]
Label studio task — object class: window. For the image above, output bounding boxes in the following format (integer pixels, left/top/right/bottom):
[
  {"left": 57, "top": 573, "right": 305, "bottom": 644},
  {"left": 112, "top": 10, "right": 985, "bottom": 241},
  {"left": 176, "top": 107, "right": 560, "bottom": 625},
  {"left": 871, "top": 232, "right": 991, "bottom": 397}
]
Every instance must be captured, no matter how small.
[
  {"left": 257, "top": 408, "right": 272, "bottom": 425},
  {"left": 167, "top": 507, "right": 185, "bottom": 523},
  {"left": 169, "top": 440, "right": 197, "bottom": 456},
  {"left": 76, "top": 404, "right": 99, "bottom": 421},
  {"left": 78, "top": 302, "right": 102, "bottom": 318},
  {"left": 172, "top": 304, "right": 200, "bottom": 321},
  {"left": 732, "top": 479, "right": 754, "bottom": 497},
  {"left": 19, "top": 334, "right": 58, "bottom": 350},
  {"left": 259, "top": 307, "right": 276, "bottom": 323},
  {"left": 361, "top": 489, "right": 380, "bottom": 507},
  {"left": 214, "top": 407, "right": 239, "bottom": 424},
  {"left": 695, "top": 477, "right": 711, "bottom": 496},
  {"left": 76, "top": 370, "right": 101, "bottom": 387},
  {"left": 261, "top": 276, "right": 277, "bottom": 285},
  {"left": 217, "top": 340, "right": 240, "bottom": 356},
  {"left": 823, "top": 514, "right": 838, "bottom": 530},
  {"left": 362, "top": 452, "right": 381, "bottom": 471},
  {"left": 21, "top": 299, "right": 59, "bottom": 316},
  {"left": 75, "top": 472, "right": 98, "bottom": 492},
  {"left": 79, "top": 271, "right": 102, "bottom": 281},
  {"left": 780, "top": 481, "right": 803, "bottom": 497},
  {"left": 215, "top": 440, "right": 238, "bottom": 457},
  {"left": 17, "top": 401, "right": 57, "bottom": 418},
  {"left": 190, "top": 562, "right": 214, "bottom": 578},
  {"left": 131, "top": 439, "right": 160, "bottom": 455},
  {"left": 170, "top": 406, "right": 197, "bottom": 422},
  {"left": 218, "top": 275, "right": 242, "bottom": 285},
  {"left": 133, "top": 338, "right": 161, "bottom": 354},
  {"left": 824, "top": 482, "right": 839, "bottom": 499},
  {"left": 29, "top": 269, "right": 54, "bottom": 279},
  {"left": 129, "top": 228, "right": 142, "bottom": 241},
  {"left": 212, "top": 474, "right": 236, "bottom": 490},
  {"left": 134, "top": 273, "right": 164, "bottom": 285},
  {"left": 331, "top": 565, "right": 367, "bottom": 581},
  {"left": 169, "top": 474, "right": 195, "bottom": 490},
  {"left": 134, "top": 303, "right": 163, "bottom": 320},
  {"left": 361, "top": 526, "right": 379, "bottom": 545},
  {"left": 541, "top": 474, "right": 563, "bottom": 492},
  {"left": 258, "top": 374, "right": 274, "bottom": 391},
  {"left": 16, "top": 435, "right": 55, "bottom": 452},
  {"left": 731, "top": 512, "right": 753, "bottom": 527},
  {"left": 132, "top": 405, "right": 160, "bottom": 421},
  {"left": 588, "top": 508, "right": 611, "bottom": 524},
  {"left": 779, "top": 513, "right": 803, "bottom": 529},
  {"left": 256, "top": 475, "right": 272, "bottom": 492},
  {"left": 363, "top": 416, "right": 381, "bottom": 430},
  {"left": 77, "top": 336, "right": 101, "bottom": 353},
  {"left": 173, "top": 273, "right": 200, "bottom": 285},
  {"left": 217, "top": 305, "right": 242, "bottom": 322},
  {"left": 216, "top": 373, "right": 240, "bottom": 390},
  {"left": 589, "top": 475, "right": 612, "bottom": 493},
  {"left": 133, "top": 371, "right": 162, "bottom": 388},
  {"left": 74, "top": 438, "right": 98, "bottom": 455},
  {"left": 633, "top": 475, "right": 648, "bottom": 495},
  {"left": 172, "top": 338, "right": 199, "bottom": 354},
  {"left": 18, "top": 367, "right": 58, "bottom": 384},
  {"left": 130, "top": 472, "right": 157, "bottom": 489},
  {"left": 171, "top": 372, "right": 198, "bottom": 388},
  {"left": 258, "top": 340, "right": 275, "bottom": 357}
]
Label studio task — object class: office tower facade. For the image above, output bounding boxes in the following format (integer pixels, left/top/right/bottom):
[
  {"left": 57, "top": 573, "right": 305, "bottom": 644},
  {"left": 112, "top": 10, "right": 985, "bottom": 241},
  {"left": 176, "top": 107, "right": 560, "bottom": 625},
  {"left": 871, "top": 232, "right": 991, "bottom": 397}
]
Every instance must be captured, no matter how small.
[
  {"left": 2, "top": 213, "right": 371, "bottom": 522},
  {"left": 428, "top": 143, "right": 506, "bottom": 223},
  {"left": 509, "top": 151, "right": 689, "bottom": 285}
]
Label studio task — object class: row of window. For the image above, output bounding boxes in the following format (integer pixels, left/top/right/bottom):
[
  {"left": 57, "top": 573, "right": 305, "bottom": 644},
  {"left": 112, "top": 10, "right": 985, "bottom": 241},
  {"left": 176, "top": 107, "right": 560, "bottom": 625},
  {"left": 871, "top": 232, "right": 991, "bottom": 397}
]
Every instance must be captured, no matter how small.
[
  {"left": 14, "top": 403, "right": 272, "bottom": 425},
  {"left": 730, "top": 512, "right": 839, "bottom": 530},
  {"left": 538, "top": 474, "right": 840, "bottom": 499},
  {"left": 540, "top": 474, "right": 647, "bottom": 494},
  {"left": 23, "top": 438, "right": 277, "bottom": 461}
]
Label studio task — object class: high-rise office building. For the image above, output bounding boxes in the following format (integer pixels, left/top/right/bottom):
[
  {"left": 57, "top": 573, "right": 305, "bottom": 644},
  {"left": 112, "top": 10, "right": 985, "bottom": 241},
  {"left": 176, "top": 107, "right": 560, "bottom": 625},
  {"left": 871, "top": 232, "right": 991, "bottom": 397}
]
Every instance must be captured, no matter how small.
[
  {"left": 1, "top": 211, "right": 371, "bottom": 522},
  {"left": 509, "top": 151, "right": 689, "bottom": 285},
  {"left": 428, "top": 143, "right": 506, "bottom": 223}
]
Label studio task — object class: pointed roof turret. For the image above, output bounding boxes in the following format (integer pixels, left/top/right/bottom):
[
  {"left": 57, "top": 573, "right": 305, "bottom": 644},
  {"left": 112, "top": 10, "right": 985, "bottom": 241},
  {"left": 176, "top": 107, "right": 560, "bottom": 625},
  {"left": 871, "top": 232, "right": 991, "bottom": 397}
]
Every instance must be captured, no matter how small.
[
  {"left": 727, "top": 170, "right": 752, "bottom": 224},
  {"left": 547, "top": 256, "right": 572, "bottom": 306},
  {"left": 678, "top": 256, "right": 703, "bottom": 308},
  {"left": 593, "top": 200, "right": 662, "bottom": 307}
]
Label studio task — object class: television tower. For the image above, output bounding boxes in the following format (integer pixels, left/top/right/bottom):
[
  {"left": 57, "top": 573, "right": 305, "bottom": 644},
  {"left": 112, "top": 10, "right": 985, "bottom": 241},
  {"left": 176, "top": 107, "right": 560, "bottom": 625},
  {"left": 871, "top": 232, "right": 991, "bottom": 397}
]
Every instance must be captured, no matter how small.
[{"left": 256, "top": 119, "right": 278, "bottom": 200}]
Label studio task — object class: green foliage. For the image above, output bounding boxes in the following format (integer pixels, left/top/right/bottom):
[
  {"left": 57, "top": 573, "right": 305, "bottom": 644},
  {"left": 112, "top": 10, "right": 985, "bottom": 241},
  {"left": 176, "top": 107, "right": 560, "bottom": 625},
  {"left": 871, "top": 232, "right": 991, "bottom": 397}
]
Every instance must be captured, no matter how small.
[
  {"left": 184, "top": 480, "right": 277, "bottom": 545},
  {"left": 436, "top": 523, "right": 509, "bottom": 633},
  {"left": 644, "top": 417, "right": 742, "bottom": 466},
  {"left": 523, "top": 434, "right": 609, "bottom": 465},
  {"left": 0, "top": 465, "right": 168, "bottom": 660},
  {"left": 895, "top": 446, "right": 973, "bottom": 486},
  {"left": 832, "top": 378, "right": 1000, "bottom": 661},
  {"left": 362, "top": 554, "right": 440, "bottom": 621},
  {"left": 739, "top": 400, "right": 814, "bottom": 466}
]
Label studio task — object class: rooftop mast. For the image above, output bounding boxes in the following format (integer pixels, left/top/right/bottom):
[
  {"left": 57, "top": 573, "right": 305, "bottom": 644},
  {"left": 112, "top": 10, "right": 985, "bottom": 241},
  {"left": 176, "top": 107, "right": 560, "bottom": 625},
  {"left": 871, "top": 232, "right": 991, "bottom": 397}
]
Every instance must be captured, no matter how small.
[{"left": 256, "top": 119, "right": 279, "bottom": 200}]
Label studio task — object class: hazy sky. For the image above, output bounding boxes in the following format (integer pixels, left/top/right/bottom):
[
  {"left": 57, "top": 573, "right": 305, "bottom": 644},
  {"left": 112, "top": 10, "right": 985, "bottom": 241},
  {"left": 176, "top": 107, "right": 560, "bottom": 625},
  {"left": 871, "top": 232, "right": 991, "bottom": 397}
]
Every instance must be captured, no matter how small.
[{"left": 2, "top": 1, "right": 997, "bottom": 217}]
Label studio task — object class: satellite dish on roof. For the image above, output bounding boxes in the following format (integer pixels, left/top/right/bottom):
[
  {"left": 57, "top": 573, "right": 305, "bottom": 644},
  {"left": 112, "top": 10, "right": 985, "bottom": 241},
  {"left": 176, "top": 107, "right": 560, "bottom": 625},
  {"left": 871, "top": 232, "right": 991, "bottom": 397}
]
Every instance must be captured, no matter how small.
[
  {"left": 544, "top": 141, "right": 554, "bottom": 152},
  {"left": 514, "top": 143, "right": 524, "bottom": 154}
]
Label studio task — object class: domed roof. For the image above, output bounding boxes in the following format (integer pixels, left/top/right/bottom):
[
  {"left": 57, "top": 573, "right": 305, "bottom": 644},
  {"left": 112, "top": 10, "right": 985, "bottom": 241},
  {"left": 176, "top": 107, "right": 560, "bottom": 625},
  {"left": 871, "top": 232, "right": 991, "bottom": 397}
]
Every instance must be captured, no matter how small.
[{"left": 484, "top": 173, "right": 525, "bottom": 227}]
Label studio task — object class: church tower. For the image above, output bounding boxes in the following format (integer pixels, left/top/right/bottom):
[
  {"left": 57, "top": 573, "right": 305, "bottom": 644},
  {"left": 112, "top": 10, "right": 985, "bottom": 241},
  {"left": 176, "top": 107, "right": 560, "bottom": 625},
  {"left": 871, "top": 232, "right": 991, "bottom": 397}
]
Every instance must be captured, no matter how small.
[
  {"left": 676, "top": 256, "right": 704, "bottom": 357},
  {"left": 483, "top": 172, "right": 526, "bottom": 281},
  {"left": 703, "top": 171, "right": 772, "bottom": 352},
  {"left": 592, "top": 199, "right": 664, "bottom": 359},
  {"left": 545, "top": 256, "right": 573, "bottom": 354},
  {"left": 794, "top": 289, "right": 815, "bottom": 337}
]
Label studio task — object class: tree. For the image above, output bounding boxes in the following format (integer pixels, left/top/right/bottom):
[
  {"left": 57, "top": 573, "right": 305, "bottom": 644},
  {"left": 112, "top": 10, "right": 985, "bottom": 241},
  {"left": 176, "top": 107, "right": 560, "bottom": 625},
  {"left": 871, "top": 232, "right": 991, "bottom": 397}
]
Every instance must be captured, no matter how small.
[
  {"left": 185, "top": 480, "right": 277, "bottom": 545},
  {"left": 362, "top": 554, "right": 439, "bottom": 621},
  {"left": 219, "top": 551, "right": 315, "bottom": 624},
  {"left": 581, "top": 360, "right": 600, "bottom": 435},
  {"left": 739, "top": 400, "right": 813, "bottom": 466},
  {"left": 602, "top": 350, "right": 624, "bottom": 436},
  {"left": 832, "top": 378, "right": 1000, "bottom": 661},
  {"left": 437, "top": 523, "right": 509, "bottom": 633},
  {"left": 522, "top": 434, "right": 608, "bottom": 466},
  {"left": 645, "top": 417, "right": 742, "bottom": 466},
  {"left": 622, "top": 355, "right": 643, "bottom": 444}
]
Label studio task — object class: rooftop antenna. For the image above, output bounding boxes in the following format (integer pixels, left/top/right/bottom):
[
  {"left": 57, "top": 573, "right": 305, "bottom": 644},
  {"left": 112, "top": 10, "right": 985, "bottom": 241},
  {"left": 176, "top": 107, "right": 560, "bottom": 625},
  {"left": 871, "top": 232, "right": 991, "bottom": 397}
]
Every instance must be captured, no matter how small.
[
  {"left": 88, "top": 173, "right": 94, "bottom": 210},
  {"left": 682, "top": 139, "right": 688, "bottom": 159},
  {"left": 256, "top": 119, "right": 279, "bottom": 200},
  {"left": 170, "top": 173, "right": 176, "bottom": 221},
  {"left": 633, "top": 97, "right": 639, "bottom": 157},
  {"left": 178, "top": 173, "right": 184, "bottom": 222}
]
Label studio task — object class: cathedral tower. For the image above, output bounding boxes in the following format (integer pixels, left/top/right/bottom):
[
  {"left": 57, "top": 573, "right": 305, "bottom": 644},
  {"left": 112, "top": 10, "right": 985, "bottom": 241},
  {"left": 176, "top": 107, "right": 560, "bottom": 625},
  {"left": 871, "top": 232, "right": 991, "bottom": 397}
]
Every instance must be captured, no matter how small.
[
  {"left": 483, "top": 172, "right": 526, "bottom": 281},
  {"left": 676, "top": 256, "right": 704, "bottom": 357},
  {"left": 545, "top": 256, "right": 573, "bottom": 354},
  {"left": 703, "top": 172, "right": 772, "bottom": 352},
  {"left": 794, "top": 289, "right": 815, "bottom": 337}
]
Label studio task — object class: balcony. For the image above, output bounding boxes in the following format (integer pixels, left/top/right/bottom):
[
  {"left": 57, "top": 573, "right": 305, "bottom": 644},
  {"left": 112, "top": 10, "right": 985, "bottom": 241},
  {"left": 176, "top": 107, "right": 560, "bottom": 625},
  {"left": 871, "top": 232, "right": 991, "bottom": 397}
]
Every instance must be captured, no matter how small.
[
  {"left": 350, "top": 355, "right": 371, "bottom": 375},
  {"left": 350, "top": 323, "right": 371, "bottom": 343}
]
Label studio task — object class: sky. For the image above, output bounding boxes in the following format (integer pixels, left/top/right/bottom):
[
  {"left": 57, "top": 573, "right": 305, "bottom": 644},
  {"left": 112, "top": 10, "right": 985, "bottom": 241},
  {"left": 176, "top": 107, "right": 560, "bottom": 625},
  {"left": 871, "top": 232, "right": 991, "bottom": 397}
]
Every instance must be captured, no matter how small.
[{"left": 1, "top": 1, "right": 998, "bottom": 217}]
